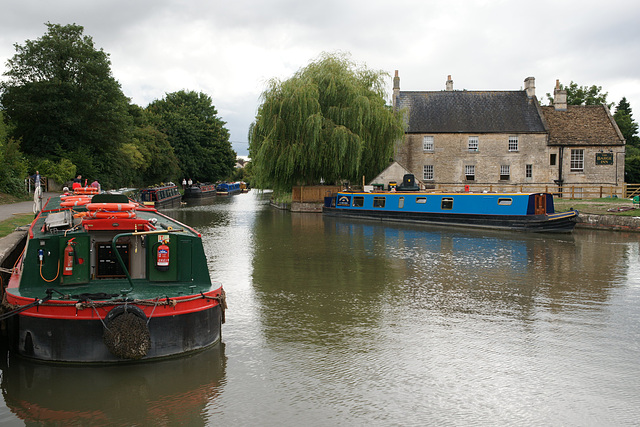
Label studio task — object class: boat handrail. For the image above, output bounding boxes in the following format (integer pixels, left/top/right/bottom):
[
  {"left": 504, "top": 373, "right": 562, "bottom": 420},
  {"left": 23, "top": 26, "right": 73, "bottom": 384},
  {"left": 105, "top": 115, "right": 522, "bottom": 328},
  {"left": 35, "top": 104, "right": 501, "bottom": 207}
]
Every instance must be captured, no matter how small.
[{"left": 112, "top": 229, "right": 185, "bottom": 294}]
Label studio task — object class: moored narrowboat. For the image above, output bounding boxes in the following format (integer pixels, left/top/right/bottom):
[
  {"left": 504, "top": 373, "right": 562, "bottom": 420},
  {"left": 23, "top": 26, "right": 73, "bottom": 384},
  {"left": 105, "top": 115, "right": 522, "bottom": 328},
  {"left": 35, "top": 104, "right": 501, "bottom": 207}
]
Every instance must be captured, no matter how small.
[
  {"left": 139, "top": 183, "right": 182, "bottom": 209},
  {"left": 323, "top": 189, "right": 578, "bottom": 233},
  {"left": 183, "top": 182, "right": 217, "bottom": 200},
  {"left": 216, "top": 182, "right": 241, "bottom": 196},
  {"left": 2, "top": 192, "right": 225, "bottom": 363}
]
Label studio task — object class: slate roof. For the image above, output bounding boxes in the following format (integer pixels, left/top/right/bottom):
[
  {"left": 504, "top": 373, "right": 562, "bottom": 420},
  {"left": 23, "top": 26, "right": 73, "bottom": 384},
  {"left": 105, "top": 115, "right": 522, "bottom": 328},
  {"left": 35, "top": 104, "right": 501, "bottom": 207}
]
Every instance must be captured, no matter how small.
[
  {"left": 396, "top": 90, "right": 547, "bottom": 134},
  {"left": 540, "top": 105, "right": 625, "bottom": 146}
]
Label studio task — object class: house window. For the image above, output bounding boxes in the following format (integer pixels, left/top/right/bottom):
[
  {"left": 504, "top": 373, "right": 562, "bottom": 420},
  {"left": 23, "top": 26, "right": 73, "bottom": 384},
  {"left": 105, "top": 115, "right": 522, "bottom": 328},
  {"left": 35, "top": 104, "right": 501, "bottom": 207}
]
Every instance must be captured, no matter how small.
[
  {"left": 468, "top": 136, "right": 479, "bottom": 152},
  {"left": 571, "top": 149, "right": 584, "bottom": 171},
  {"left": 353, "top": 196, "right": 364, "bottom": 207},
  {"left": 526, "top": 164, "right": 533, "bottom": 178},
  {"left": 550, "top": 154, "right": 557, "bottom": 166},
  {"left": 373, "top": 196, "right": 386, "bottom": 208},
  {"left": 423, "top": 136, "right": 434, "bottom": 152},
  {"left": 465, "top": 165, "right": 475, "bottom": 181},
  {"left": 500, "top": 165, "right": 510, "bottom": 181},
  {"left": 508, "top": 136, "right": 518, "bottom": 151},
  {"left": 423, "top": 165, "right": 434, "bottom": 181}
]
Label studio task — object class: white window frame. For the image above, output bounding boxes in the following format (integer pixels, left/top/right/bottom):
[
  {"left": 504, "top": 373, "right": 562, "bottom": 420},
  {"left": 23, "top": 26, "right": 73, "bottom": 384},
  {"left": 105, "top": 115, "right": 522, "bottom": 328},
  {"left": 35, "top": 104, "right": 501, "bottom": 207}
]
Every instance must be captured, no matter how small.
[
  {"left": 423, "top": 164, "right": 434, "bottom": 181},
  {"left": 500, "top": 165, "right": 510, "bottom": 180},
  {"left": 571, "top": 149, "right": 584, "bottom": 171},
  {"left": 508, "top": 136, "right": 518, "bottom": 152},
  {"left": 465, "top": 165, "right": 475, "bottom": 181},
  {"left": 468, "top": 136, "right": 479, "bottom": 152},
  {"left": 423, "top": 136, "right": 434, "bottom": 152}
]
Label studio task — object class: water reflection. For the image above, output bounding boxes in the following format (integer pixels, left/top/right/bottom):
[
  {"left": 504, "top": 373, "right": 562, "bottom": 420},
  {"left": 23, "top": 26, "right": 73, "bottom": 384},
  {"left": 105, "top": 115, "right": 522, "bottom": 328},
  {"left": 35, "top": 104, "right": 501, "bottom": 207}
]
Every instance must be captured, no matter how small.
[
  {"left": 1, "top": 193, "right": 638, "bottom": 425},
  {"left": 1, "top": 343, "right": 227, "bottom": 425}
]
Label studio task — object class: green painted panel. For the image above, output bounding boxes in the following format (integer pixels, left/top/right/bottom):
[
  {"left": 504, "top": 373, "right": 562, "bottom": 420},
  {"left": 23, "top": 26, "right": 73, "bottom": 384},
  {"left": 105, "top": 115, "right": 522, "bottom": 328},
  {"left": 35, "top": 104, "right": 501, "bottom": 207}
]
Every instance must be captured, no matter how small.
[{"left": 147, "top": 234, "right": 178, "bottom": 282}]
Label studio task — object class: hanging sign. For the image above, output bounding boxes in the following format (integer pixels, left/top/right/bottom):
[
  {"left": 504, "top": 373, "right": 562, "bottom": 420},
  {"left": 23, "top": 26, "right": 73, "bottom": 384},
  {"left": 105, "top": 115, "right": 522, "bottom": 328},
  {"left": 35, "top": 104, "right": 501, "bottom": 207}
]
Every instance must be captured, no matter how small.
[{"left": 595, "top": 153, "right": 613, "bottom": 165}]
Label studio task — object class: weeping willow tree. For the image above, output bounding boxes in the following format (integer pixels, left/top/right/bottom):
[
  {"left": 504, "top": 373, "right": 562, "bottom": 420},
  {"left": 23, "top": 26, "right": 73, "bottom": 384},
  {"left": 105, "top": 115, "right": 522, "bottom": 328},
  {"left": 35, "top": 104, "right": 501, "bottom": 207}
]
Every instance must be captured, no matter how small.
[{"left": 249, "top": 53, "right": 404, "bottom": 194}]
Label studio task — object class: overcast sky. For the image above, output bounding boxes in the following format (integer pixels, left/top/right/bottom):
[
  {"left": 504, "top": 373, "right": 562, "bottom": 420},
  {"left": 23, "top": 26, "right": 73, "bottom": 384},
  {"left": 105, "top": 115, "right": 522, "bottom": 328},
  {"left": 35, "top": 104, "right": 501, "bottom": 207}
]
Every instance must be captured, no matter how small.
[{"left": 1, "top": 0, "right": 639, "bottom": 156}]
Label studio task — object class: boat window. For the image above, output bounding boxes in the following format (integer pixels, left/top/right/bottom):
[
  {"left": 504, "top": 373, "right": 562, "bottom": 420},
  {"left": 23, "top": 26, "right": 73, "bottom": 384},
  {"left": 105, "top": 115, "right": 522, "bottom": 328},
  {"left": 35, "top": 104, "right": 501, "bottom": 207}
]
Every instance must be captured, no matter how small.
[
  {"left": 441, "top": 197, "right": 453, "bottom": 210},
  {"left": 373, "top": 196, "right": 386, "bottom": 208},
  {"left": 398, "top": 197, "right": 404, "bottom": 209},
  {"left": 498, "top": 198, "right": 513, "bottom": 206},
  {"left": 416, "top": 197, "right": 427, "bottom": 204},
  {"left": 353, "top": 196, "right": 364, "bottom": 207}
]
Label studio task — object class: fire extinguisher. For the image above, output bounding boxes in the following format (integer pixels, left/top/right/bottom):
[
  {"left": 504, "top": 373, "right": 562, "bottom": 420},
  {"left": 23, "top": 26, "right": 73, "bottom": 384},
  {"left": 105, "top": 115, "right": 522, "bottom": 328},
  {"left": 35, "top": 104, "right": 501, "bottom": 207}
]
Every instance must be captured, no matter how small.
[
  {"left": 156, "top": 240, "right": 170, "bottom": 271},
  {"left": 63, "top": 238, "right": 76, "bottom": 276}
]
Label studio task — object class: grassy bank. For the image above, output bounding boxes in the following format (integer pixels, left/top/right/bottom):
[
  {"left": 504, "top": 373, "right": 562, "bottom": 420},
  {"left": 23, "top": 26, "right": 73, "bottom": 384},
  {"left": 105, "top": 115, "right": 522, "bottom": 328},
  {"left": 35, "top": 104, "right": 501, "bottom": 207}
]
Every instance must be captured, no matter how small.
[
  {"left": 554, "top": 197, "right": 639, "bottom": 216},
  {"left": 0, "top": 213, "right": 34, "bottom": 238}
]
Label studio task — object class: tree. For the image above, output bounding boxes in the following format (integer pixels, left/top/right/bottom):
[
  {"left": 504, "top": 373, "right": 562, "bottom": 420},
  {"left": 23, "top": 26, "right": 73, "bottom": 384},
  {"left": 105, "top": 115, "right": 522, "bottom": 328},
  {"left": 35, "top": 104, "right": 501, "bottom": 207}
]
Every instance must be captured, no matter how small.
[
  {"left": 0, "top": 23, "right": 133, "bottom": 188},
  {"left": 546, "top": 81, "right": 612, "bottom": 108},
  {"left": 614, "top": 97, "right": 639, "bottom": 147},
  {"left": 128, "top": 104, "right": 179, "bottom": 185},
  {"left": 248, "top": 52, "right": 404, "bottom": 193},
  {"left": 146, "top": 90, "right": 235, "bottom": 183}
]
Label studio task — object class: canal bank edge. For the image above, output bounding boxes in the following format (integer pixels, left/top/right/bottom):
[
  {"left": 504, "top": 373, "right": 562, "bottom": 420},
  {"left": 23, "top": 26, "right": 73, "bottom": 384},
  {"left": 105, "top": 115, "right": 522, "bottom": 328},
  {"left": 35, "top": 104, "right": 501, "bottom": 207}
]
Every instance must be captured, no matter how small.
[
  {"left": 576, "top": 213, "right": 640, "bottom": 232},
  {"left": 0, "top": 229, "right": 28, "bottom": 290}
]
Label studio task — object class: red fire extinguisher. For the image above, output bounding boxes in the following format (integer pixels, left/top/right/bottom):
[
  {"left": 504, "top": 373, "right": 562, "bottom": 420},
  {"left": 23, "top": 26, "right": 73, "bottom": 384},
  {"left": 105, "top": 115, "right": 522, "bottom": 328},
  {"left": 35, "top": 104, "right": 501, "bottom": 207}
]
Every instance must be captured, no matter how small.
[
  {"left": 63, "top": 238, "right": 76, "bottom": 276},
  {"left": 156, "top": 241, "right": 170, "bottom": 271}
]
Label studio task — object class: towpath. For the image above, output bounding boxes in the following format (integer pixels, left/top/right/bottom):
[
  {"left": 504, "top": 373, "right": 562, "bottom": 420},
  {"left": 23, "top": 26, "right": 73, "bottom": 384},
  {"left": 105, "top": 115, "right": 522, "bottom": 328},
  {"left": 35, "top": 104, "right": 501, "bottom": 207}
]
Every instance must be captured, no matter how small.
[{"left": 0, "top": 192, "right": 58, "bottom": 222}]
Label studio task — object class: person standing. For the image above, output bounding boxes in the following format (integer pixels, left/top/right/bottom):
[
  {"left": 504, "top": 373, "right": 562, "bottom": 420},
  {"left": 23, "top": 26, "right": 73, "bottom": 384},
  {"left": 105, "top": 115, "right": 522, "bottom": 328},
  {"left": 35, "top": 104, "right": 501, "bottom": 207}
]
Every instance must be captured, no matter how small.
[{"left": 182, "top": 178, "right": 187, "bottom": 189}]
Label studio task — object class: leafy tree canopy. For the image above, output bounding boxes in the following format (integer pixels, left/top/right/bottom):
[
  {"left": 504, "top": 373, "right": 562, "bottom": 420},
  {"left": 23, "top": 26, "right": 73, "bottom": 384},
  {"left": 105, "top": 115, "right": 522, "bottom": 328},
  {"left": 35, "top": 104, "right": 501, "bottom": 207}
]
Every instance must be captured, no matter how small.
[
  {"left": 248, "top": 52, "right": 404, "bottom": 193},
  {"left": 614, "top": 97, "right": 639, "bottom": 148},
  {"left": 0, "top": 22, "right": 133, "bottom": 188},
  {"left": 146, "top": 90, "right": 235, "bottom": 183},
  {"left": 546, "top": 81, "right": 612, "bottom": 108}
]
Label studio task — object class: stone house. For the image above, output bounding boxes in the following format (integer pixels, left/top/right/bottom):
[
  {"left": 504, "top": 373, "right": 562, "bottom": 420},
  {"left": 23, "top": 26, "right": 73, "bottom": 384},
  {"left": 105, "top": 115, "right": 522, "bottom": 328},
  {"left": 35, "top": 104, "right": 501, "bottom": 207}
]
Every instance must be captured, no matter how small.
[{"left": 392, "top": 72, "right": 625, "bottom": 194}]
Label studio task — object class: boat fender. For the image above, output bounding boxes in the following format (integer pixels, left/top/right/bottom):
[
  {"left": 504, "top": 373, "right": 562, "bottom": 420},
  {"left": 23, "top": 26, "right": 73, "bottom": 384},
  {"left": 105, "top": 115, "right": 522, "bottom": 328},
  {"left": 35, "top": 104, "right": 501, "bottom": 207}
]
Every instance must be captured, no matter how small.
[{"left": 103, "top": 305, "right": 151, "bottom": 359}]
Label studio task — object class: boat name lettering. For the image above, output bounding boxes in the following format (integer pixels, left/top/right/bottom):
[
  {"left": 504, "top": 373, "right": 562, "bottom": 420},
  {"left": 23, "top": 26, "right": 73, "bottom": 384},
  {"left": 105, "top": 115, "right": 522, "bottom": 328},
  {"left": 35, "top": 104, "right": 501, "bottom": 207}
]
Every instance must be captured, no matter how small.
[{"left": 337, "top": 195, "right": 351, "bottom": 207}]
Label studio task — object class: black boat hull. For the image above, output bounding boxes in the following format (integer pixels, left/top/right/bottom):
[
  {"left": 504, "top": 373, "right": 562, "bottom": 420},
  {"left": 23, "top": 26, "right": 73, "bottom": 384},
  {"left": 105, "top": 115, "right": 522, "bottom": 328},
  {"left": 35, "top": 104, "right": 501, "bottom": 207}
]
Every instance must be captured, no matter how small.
[
  {"left": 8, "top": 304, "right": 223, "bottom": 363},
  {"left": 323, "top": 206, "right": 577, "bottom": 233}
]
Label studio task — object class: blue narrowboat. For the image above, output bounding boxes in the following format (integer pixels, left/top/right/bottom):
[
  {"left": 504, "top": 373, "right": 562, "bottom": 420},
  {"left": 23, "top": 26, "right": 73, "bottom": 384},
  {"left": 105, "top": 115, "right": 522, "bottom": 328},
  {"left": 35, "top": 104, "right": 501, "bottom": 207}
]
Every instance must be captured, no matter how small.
[
  {"left": 216, "top": 182, "right": 241, "bottom": 196},
  {"left": 323, "top": 190, "right": 578, "bottom": 233}
]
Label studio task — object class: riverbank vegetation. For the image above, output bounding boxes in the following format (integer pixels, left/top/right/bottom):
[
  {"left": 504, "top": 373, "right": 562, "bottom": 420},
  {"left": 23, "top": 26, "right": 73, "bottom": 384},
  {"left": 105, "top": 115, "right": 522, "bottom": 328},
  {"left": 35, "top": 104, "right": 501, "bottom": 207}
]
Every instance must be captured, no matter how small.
[
  {"left": 554, "top": 197, "right": 639, "bottom": 216},
  {"left": 0, "top": 23, "right": 235, "bottom": 196},
  {"left": 0, "top": 213, "right": 33, "bottom": 238}
]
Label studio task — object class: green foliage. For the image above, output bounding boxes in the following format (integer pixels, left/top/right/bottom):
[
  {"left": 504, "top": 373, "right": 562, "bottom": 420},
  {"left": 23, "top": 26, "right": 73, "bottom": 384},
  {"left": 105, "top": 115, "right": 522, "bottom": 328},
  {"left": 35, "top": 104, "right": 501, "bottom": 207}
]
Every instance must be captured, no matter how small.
[
  {"left": 546, "top": 81, "right": 612, "bottom": 108},
  {"left": 614, "top": 97, "right": 640, "bottom": 147},
  {"left": 0, "top": 138, "right": 27, "bottom": 195},
  {"left": 613, "top": 97, "right": 640, "bottom": 183},
  {"left": 0, "top": 23, "right": 134, "bottom": 188},
  {"left": 146, "top": 90, "right": 235, "bottom": 183},
  {"left": 249, "top": 52, "right": 404, "bottom": 193},
  {"left": 30, "top": 157, "right": 76, "bottom": 185}
]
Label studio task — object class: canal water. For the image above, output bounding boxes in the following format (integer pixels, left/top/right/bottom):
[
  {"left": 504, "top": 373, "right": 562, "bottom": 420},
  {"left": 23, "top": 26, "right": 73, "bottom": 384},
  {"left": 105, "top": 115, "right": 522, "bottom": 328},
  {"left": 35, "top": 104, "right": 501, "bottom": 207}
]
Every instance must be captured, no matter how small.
[{"left": 1, "top": 191, "right": 639, "bottom": 426}]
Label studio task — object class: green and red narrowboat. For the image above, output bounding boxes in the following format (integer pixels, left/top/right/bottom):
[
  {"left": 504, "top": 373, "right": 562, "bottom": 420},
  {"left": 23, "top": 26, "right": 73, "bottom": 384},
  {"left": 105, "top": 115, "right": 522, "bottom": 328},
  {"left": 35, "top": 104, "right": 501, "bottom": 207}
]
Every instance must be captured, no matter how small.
[{"left": 3, "top": 191, "right": 225, "bottom": 363}]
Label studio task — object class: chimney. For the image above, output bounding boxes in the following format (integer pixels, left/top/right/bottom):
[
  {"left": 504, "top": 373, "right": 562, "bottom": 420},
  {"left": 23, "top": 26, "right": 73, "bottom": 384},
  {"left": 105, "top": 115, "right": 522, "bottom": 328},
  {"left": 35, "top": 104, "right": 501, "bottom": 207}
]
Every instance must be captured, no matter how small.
[
  {"left": 524, "top": 77, "right": 535, "bottom": 98},
  {"left": 446, "top": 75, "right": 453, "bottom": 91},
  {"left": 392, "top": 70, "right": 400, "bottom": 110},
  {"left": 553, "top": 79, "right": 567, "bottom": 111}
]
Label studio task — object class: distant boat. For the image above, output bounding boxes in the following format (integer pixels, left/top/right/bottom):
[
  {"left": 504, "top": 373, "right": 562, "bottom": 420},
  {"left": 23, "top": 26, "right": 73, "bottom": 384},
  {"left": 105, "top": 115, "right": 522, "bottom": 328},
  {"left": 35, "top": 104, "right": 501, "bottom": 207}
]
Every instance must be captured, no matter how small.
[
  {"left": 139, "top": 183, "right": 182, "bottom": 209},
  {"left": 4, "top": 191, "right": 226, "bottom": 363},
  {"left": 183, "top": 182, "right": 217, "bottom": 200},
  {"left": 216, "top": 182, "right": 241, "bottom": 196},
  {"left": 323, "top": 178, "right": 578, "bottom": 233}
]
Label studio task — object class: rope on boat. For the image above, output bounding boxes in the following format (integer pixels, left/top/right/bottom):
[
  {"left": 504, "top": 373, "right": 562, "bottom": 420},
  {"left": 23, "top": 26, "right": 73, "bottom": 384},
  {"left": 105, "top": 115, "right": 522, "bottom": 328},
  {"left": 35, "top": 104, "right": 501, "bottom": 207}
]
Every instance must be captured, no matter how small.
[{"left": 0, "top": 292, "right": 51, "bottom": 321}]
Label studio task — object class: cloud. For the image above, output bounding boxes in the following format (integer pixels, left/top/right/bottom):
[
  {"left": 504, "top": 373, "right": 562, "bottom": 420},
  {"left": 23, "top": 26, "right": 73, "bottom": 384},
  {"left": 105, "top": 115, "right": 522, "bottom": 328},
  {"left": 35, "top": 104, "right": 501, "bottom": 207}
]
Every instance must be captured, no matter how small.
[{"left": 2, "top": 0, "right": 640, "bottom": 154}]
